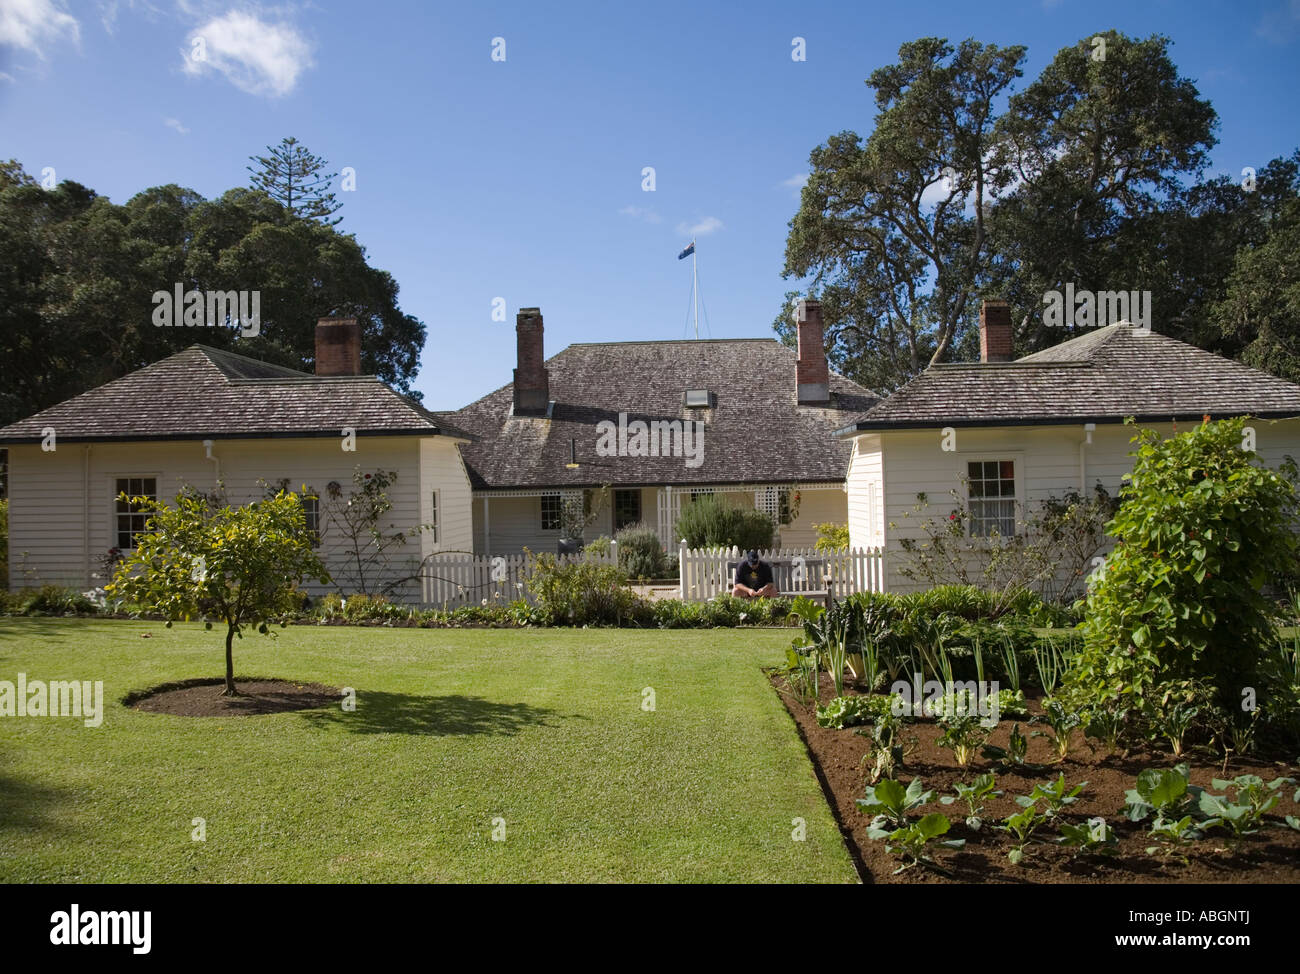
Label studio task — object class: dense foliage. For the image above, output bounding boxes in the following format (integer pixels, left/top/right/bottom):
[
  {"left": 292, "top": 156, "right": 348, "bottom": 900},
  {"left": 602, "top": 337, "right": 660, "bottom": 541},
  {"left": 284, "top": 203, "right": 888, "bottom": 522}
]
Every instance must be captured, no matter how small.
[
  {"left": 1067, "top": 419, "right": 1299, "bottom": 717},
  {"left": 675, "top": 495, "right": 775, "bottom": 550}
]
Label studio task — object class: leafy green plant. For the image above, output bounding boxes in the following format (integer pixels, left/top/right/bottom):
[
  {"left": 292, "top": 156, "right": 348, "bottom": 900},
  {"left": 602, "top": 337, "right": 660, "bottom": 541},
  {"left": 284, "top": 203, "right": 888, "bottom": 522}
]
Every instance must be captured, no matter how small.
[
  {"left": 1083, "top": 703, "right": 1129, "bottom": 755},
  {"left": 868, "top": 812, "right": 966, "bottom": 875},
  {"left": 857, "top": 777, "right": 933, "bottom": 832},
  {"left": 524, "top": 551, "right": 646, "bottom": 626},
  {"left": 816, "top": 694, "right": 894, "bottom": 730},
  {"left": 987, "top": 687, "right": 1028, "bottom": 718},
  {"left": 1033, "top": 699, "right": 1082, "bottom": 762},
  {"left": 791, "top": 595, "right": 856, "bottom": 697},
  {"left": 1019, "top": 774, "right": 1086, "bottom": 818},
  {"left": 1146, "top": 815, "right": 1212, "bottom": 862},
  {"left": 933, "top": 691, "right": 992, "bottom": 767},
  {"left": 814, "top": 522, "right": 850, "bottom": 552},
  {"left": 1000, "top": 805, "right": 1048, "bottom": 865},
  {"left": 1145, "top": 679, "right": 1213, "bottom": 757},
  {"left": 1068, "top": 418, "right": 1300, "bottom": 717},
  {"left": 1000, "top": 774, "right": 1086, "bottom": 865},
  {"left": 940, "top": 773, "right": 1000, "bottom": 830},
  {"left": 614, "top": 522, "right": 669, "bottom": 578},
  {"left": 982, "top": 722, "right": 1040, "bottom": 770},
  {"left": 676, "top": 494, "right": 775, "bottom": 550},
  {"left": 1200, "top": 774, "right": 1297, "bottom": 836},
  {"left": 856, "top": 704, "right": 915, "bottom": 784},
  {"left": 1123, "top": 764, "right": 1205, "bottom": 825},
  {"left": 1058, "top": 817, "right": 1119, "bottom": 857}
]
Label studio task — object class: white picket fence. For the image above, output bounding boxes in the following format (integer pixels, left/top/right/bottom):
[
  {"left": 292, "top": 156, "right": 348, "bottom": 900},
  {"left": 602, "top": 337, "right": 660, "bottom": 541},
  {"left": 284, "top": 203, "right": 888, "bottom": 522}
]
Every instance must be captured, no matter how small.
[
  {"left": 421, "top": 549, "right": 617, "bottom": 607},
  {"left": 677, "top": 545, "right": 887, "bottom": 601},
  {"left": 420, "top": 545, "right": 887, "bottom": 607}
]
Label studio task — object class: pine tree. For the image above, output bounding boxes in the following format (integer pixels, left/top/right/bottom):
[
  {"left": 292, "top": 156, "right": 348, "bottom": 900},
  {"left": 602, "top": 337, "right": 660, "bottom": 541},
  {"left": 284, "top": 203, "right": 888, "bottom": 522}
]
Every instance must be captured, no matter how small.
[{"left": 247, "top": 136, "right": 341, "bottom": 224}]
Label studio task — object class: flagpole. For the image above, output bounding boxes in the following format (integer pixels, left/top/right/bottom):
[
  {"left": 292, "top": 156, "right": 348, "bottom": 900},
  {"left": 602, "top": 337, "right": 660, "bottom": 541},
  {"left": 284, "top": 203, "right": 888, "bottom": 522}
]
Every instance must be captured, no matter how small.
[{"left": 691, "top": 238, "right": 699, "bottom": 340}]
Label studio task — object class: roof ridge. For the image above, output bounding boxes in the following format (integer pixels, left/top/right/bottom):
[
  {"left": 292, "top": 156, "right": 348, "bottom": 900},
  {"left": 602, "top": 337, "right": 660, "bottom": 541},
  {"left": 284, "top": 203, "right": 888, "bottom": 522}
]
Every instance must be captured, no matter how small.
[{"left": 190, "top": 343, "right": 314, "bottom": 378}]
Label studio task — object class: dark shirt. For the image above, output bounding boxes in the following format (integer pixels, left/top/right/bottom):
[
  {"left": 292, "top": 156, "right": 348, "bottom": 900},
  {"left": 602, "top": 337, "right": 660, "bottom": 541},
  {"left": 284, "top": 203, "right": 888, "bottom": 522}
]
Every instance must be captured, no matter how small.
[{"left": 736, "top": 560, "right": 773, "bottom": 590}]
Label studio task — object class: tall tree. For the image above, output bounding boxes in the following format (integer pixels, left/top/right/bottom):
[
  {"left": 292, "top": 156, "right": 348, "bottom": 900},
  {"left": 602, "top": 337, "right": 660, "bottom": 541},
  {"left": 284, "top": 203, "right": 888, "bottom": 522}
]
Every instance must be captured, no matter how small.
[
  {"left": 783, "top": 38, "right": 1026, "bottom": 391},
  {"left": 989, "top": 30, "right": 1217, "bottom": 350},
  {"left": 247, "top": 136, "right": 342, "bottom": 225},
  {"left": 0, "top": 162, "right": 425, "bottom": 426},
  {"left": 1211, "top": 188, "right": 1300, "bottom": 383}
]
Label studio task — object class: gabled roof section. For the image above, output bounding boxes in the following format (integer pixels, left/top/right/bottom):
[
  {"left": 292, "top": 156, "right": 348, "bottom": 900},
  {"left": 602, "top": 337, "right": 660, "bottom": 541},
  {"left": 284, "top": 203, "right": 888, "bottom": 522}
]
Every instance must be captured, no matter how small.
[
  {"left": 837, "top": 324, "right": 1300, "bottom": 434},
  {"left": 448, "top": 338, "right": 879, "bottom": 490},
  {"left": 0, "top": 345, "right": 469, "bottom": 443}
]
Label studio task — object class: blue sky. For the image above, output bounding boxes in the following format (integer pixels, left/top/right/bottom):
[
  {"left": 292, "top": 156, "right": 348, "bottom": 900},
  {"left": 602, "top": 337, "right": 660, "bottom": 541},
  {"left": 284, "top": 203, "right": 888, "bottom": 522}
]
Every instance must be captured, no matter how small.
[{"left": 3, "top": 0, "right": 1299, "bottom": 409}]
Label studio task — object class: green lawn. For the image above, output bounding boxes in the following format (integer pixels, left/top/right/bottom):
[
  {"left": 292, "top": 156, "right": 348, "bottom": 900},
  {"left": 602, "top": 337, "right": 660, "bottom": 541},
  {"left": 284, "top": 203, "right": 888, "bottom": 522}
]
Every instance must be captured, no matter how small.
[{"left": 0, "top": 618, "right": 855, "bottom": 883}]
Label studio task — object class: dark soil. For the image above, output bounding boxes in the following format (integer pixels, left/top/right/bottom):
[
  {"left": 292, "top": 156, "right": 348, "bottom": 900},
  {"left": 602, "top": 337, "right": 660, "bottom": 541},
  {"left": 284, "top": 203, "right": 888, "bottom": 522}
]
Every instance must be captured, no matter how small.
[
  {"left": 126, "top": 677, "right": 343, "bottom": 717},
  {"left": 771, "top": 673, "right": 1300, "bottom": 884}
]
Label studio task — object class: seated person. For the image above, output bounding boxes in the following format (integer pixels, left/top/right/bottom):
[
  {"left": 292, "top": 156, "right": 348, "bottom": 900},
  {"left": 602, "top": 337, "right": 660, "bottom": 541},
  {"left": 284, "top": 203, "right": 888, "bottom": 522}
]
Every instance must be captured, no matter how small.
[{"left": 733, "top": 549, "right": 777, "bottom": 598}]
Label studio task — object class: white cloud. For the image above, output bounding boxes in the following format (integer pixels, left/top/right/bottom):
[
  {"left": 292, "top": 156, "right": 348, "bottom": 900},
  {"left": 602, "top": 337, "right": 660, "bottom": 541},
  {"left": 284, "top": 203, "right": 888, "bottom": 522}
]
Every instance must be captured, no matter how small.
[
  {"left": 164, "top": 116, "right": 189, "bottom": 134},
  {"left": 782, "top": 173, "right": 808, "bottom": 189},
  {"left": 0, "top": 71, "right": 15, "bottom": 83},
  {"left": 676, "top": 216, "right": 723, "bottom": 237},
  {"left": 618, "top": 205, "right": 661, "bottom": 224},
  {"left": 181, "top": 10, "right": 312, "bottom": 97},
  {"left": 0, "top": 0, "right": 80, "bottom": 56},
  {"left": 1255, "top": 0, "right": 1300, "bottom": 43}
]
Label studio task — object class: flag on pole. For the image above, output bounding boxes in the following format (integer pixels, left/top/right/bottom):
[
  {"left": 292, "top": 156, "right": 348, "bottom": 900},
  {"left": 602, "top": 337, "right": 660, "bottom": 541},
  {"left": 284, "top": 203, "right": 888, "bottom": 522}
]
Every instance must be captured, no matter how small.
[{"left": 677, "top": 241, "right": 695, "bottom": 260}]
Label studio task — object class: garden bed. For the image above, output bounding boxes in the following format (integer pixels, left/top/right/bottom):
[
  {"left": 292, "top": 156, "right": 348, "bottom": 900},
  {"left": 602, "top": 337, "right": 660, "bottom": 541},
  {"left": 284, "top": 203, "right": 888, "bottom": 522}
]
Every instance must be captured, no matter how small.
[{"left": 772, "top": 674, "right": 1300, "bottom": 884}]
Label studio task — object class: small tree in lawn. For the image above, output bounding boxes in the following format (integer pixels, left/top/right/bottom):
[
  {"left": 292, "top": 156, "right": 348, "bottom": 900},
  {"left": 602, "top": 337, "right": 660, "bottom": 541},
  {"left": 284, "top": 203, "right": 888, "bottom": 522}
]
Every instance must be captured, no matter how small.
[{"left": 107, "top": 486, "right": 330, "bottom": 696}]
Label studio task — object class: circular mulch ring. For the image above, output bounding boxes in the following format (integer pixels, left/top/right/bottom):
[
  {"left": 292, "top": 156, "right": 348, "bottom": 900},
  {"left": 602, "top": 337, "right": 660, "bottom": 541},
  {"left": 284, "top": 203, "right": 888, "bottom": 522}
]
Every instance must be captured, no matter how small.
[{"left": 125, "top": 678, "right": 343, "bottom": 717}]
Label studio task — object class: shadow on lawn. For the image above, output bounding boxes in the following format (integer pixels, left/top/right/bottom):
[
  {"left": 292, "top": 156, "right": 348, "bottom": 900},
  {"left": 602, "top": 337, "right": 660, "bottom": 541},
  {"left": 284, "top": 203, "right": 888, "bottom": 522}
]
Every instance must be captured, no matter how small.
[
  {"left": 298, "top": 690, "right": 568, "bottom": 736},
  {"left": 0, "top": 766, "right": 76, "bottom": 838}
]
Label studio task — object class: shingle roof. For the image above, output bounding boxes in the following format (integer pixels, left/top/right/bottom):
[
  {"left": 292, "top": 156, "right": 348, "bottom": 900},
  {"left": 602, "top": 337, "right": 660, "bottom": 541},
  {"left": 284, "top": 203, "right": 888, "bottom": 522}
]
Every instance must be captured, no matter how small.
[
  {"left": 0, "top": 345, "right": 468, "bottom": 443},
  {"left": 446, "top": 339, "right": 878, "bottom": 490},
  {"left": 837, "top": 324, "right": 1300, "bottom": 434}
]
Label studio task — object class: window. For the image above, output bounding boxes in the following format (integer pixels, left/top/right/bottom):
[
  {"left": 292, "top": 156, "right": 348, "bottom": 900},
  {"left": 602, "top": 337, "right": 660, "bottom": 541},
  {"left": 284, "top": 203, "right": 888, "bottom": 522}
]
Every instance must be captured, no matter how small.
[
  {"left": 0, "top": 447, "right": 7, "bottom": 500},
  {"left": 684, "top": 389, "right": 711, "bottom": 408},
  {"left": 614, "top": 489, "right": 642, "bottom": 532},
  {"left": 115, "top": 477, "right": 158, "bottom": 549},
  {"left": 302, "top": 496, "right": 320, "bottom": 547},
  {"left": 778, "top": 489, "right": 794, "bottom": 525},
  {"left": 429, "top": 490, "right": 439, "bottom": 544},
  {"left": 541, "top": 494, "right": 562, "bottom": 531},
  {"left": 967, "top": 460, "right": 1016, "bottom": 538}
]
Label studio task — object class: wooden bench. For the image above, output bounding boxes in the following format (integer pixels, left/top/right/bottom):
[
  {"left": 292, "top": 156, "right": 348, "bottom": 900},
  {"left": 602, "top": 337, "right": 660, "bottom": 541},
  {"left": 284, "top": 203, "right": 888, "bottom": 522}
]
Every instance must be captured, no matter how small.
[{"left": 727, "top": 558, "right": 833, "bottom": 607}]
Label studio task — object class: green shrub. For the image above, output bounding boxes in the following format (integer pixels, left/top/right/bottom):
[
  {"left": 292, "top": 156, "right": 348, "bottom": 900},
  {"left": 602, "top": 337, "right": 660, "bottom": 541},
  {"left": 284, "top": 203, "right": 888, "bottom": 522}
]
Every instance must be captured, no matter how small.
[
  {"left": 814, "top": 522, "right": 850, "bottom": 552},
  {"left": 16, "top": 585, "right": 99, "bottom": 616},
  {"left": 524, "top": 552, "right": 646, "bottom": 626},
  {"left": 615, "top": 522, "right": 668, "bottom": 578},
  {"left": 1068, "top": 418, "right": 1299, "bottom": 715},
  {"left": 675, "top": 495, "right": 775, "bottom": 550}
]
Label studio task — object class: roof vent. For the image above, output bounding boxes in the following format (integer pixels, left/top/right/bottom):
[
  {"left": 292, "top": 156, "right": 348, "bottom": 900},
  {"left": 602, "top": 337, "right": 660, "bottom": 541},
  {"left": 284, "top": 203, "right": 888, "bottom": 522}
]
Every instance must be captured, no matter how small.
[{"left": 684, "top": 389, "right": 711, "bottom": 408}]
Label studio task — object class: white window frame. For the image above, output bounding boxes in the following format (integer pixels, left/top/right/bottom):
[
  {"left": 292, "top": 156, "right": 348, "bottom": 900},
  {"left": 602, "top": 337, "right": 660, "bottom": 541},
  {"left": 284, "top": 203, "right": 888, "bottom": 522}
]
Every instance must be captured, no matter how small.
[
  {"left": 959, "top": 453, "right": 1024, "bottom": 539},
  {"left": 429, "top": 489, "right": 439, "bottom": 545}
]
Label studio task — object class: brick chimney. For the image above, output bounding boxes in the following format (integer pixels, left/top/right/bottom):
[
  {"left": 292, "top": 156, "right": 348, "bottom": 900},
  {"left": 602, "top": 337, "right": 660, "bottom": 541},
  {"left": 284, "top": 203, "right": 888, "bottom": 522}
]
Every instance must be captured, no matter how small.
[
  {"left": 979, "top": 300, "right": 1013, "bottom": 363},
  {"left": 513, "top": 307, "right": 550, "bottom": 415},
  {"left": 796, "top": 299, "right": 830, "bottom": 404},
  {"left": 315, "top": 317, "right": 362, "bottom": 376}
]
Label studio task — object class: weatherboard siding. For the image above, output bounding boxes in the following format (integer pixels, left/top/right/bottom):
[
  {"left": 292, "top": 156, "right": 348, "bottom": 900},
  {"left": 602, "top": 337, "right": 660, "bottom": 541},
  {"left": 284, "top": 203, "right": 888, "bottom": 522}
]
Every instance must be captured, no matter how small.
[
  {"left": 6, "top": 436, "right": 473, "bottom": 603},
  {"left": 848, "top": 418, "right": 1300, "bottom": 594}
]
